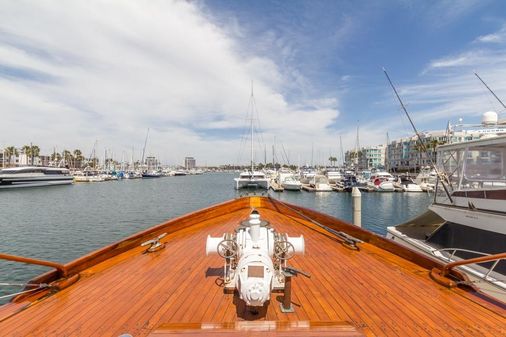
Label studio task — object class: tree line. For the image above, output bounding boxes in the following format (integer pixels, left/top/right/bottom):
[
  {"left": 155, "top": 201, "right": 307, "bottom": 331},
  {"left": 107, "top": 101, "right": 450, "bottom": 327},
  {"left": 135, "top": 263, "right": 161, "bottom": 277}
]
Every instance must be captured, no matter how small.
[{"left": 2, "top": 145, "right": 88, "bottom": 168}]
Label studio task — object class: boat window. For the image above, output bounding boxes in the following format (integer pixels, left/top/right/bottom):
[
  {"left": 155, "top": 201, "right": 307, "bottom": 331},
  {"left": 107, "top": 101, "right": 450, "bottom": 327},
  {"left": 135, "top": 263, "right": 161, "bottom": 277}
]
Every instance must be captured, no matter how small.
[{"left": 462, "top": 145, "right": 506, "bottom": 188}]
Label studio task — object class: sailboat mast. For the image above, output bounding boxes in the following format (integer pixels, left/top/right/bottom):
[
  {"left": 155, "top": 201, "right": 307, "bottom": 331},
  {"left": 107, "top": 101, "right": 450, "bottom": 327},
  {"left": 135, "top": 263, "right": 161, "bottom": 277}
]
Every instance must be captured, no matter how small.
[
  {"left": 141, "top": 128, "right": 150, "bottom": 166},
  {"left": 250, "top": 88, "right": 254, "bottom": 173},
  {"left": 339, "top": 135, "right": 344, "bottom": 167}
]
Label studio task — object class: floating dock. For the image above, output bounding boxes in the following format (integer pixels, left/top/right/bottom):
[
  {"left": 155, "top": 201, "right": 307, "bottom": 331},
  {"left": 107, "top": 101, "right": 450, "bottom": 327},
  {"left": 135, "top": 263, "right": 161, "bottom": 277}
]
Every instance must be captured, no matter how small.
[{"left": 269, "top": 181, "right": 284, "bottom": 192}]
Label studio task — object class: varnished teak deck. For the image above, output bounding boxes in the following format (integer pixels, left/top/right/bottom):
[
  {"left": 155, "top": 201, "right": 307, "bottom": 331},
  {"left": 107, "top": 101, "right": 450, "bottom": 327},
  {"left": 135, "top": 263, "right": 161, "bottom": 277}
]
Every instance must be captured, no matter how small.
[{"left": 0, "top": 197, "right": 504, "bottom": 336}]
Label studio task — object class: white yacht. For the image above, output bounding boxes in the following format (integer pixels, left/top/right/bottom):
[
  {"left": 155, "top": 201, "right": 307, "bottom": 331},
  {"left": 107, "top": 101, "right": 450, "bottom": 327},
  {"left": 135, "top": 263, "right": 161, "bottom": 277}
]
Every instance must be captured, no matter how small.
[
  {"left": 234, "top": 171, "right": 270, "bottom": 190},
  {"left": 325, "top": 168, "right": 343, "bottom": 184},
  {"left": 397, "top": 175, "right": 423, "bottom": 192},
  {"left": 310, "top": 175, "right": 333, "bottom": 192},
  {"left": 0, "top": 166, "right": 74, "bottom": 189},
  {"left": 387, "top": 135, "right": 506, "bottom": 300},
  {"left": 277, "top": 170, "right": 302, "bottom": 191},
  {"left": 368, "top": 171, "right": 395, "bottom": 192},
  {"left": 415, "top": 166, "right": 437, "bottom": 192}
]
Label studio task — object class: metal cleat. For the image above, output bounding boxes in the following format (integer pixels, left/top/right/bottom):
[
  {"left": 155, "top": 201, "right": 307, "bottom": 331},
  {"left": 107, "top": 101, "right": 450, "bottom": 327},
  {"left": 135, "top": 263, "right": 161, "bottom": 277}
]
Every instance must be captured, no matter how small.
[{"left": 141, "top": 233, "right": 167, "bottom": 253}]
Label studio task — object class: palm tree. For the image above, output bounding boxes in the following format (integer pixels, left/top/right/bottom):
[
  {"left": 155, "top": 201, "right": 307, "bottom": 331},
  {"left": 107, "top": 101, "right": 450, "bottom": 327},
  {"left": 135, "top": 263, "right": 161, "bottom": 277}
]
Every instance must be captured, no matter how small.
[
  {"left": 62, "top": 150, "right": 74, "bottom": 168},
  {"left": 73, "top": 149, "right": 83, "bottom": 169},
  {"left": 30, "top": 145, "right": 40, "bottom": 165},
  {"left": 4, "top": 146, "right": 18, "bottom": 167},
  {"left": 21, "top": 145, "right": 32, "bottom": 165},
  {"left": 51, "top": 152, "right": 62, "bottom": 165}
]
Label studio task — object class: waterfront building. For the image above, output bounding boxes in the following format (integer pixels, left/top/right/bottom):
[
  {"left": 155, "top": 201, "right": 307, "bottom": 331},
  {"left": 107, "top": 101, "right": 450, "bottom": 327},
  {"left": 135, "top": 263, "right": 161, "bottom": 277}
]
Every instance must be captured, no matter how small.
[
  {"left": 344, "top": 144, "right": 386, "bottom": 170},
  {"left": 185, "top": 156, "right": 196, "bottom": 170},
  {"left": 145, "top": 156, "right": 158, "bottom": 169},
  {"left": 358, "top": 144, "right": 386, "bottom": 170}
]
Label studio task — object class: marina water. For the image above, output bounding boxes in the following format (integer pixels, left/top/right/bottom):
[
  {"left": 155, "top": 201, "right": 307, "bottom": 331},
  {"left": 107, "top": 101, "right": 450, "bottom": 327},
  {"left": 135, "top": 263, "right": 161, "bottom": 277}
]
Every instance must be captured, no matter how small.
[{"left": 0, "top": 173, "right": 431, "bottom": 300}]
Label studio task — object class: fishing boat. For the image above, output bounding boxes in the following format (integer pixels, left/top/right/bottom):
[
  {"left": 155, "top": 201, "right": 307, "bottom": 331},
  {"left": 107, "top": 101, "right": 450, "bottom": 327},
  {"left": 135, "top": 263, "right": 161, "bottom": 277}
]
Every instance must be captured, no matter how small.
[
  {"left": 0, "top": 166, "right": 74, "bottom": 189},
  {"left": 387, "top": 135, "right": 506, "bottom": 300},
  {"left": 0, "top": 195, "right": 504, "bottom": 336}
]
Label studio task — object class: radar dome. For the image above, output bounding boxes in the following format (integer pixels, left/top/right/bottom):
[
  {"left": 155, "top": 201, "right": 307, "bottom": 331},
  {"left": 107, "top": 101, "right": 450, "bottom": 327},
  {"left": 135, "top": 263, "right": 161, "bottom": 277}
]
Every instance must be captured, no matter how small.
[{"left": 481, "top": 111, "right": 498, "bottom": 125}]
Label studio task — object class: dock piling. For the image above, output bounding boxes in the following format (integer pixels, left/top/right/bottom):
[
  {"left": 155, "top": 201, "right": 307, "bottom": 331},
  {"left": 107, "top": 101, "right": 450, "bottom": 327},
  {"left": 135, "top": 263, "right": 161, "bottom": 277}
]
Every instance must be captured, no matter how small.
[{"left": 352, "top": 187, "right": 361, "bottom": 227}]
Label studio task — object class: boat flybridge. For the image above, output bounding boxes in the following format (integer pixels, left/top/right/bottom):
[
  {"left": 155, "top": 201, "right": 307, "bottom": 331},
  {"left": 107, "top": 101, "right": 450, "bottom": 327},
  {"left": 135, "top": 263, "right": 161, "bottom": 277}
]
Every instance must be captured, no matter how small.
[
  {"left": 0, "top": 196, "right": 504, "bottom": 336},
  {"left": 387, "top": 135, "right": 506, "bottom": 300},
  {"left": 0, "top": 166, "right": 74, "bottom": 189}
]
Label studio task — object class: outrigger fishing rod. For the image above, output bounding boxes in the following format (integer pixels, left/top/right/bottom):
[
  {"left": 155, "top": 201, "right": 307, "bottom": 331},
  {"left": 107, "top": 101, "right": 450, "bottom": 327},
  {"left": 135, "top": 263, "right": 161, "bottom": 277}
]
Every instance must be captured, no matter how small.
[
  {"left": 383, "top": 68, "right": 453, "bottom": 203},
  {"left": 474, "top": 72, "right": 506, "bottom": 110}
]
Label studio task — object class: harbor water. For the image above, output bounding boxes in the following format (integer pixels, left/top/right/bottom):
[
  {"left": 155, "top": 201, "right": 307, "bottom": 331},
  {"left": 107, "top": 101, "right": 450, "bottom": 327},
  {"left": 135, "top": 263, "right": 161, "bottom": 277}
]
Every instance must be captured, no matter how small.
[{"left": 0, "top": 173, "right": 431, "bottom": 300}]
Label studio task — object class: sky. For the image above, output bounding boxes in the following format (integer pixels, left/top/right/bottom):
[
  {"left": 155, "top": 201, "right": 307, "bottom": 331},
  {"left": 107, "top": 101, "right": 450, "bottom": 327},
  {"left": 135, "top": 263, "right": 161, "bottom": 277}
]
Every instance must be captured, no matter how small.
[{"left": 1, "top": 0, "right": 506, "bottom": 166}]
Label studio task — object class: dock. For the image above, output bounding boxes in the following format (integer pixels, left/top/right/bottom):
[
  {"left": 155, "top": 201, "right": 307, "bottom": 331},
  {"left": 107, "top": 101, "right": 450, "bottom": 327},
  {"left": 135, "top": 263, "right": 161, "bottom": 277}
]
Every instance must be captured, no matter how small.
[{"left": 269, "top": 180, "right": 284, "bottom": 192}]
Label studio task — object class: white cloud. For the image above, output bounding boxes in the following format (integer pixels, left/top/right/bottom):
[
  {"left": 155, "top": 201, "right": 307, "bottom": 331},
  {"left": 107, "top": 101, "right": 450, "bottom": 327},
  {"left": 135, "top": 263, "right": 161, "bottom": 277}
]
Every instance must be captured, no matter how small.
[
  {"left": 0, "top": 0, "right": 340, "bottom": 165},
  {"left": 475, "top": 24, "right": 506, "bottom": 44}
]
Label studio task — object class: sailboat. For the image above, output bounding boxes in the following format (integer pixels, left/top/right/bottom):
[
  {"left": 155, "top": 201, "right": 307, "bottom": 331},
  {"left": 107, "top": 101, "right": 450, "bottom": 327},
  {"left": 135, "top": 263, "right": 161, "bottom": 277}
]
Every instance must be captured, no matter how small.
[{"left": 234, "top": 85, "right": 270, "bottom": 190}]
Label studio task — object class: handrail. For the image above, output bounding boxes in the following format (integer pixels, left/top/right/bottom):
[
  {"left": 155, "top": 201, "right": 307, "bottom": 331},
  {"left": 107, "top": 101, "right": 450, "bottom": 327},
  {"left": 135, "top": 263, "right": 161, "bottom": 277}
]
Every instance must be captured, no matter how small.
[
  {"left": 441, "top": 252, "right": 506, "bottom": 276},
  {"left": 433, "top": 248, "right": 490, "bottom": 263},
  {"left": 0, "top": 253, "right": 67, "bottom": 277}
]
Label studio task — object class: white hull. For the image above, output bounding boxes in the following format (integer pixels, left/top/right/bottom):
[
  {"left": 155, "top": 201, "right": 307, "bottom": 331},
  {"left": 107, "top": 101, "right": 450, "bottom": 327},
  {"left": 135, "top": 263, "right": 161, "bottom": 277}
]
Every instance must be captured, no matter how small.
[
  {"left": 313, "top": 183, "right": 333, "bottom": 192},
  {"left": 282, "top": 182, "right": 302, "bottom": 191},
  {"left": 402, "top": 183, "right": 423, "bottom": 192},
  {"left": 0, "top": 179, "right": 73, "bottom": 189},
  {"left": 429, "top": 203, "right": 506, "bottom": 235},
  {"left": 368, "top": 181, "right": 395, "bottom": 192},
  {"left": 74, "top": 176, "right": 105, "bottom": 182},
  {"left": 0, "top": 167, "right": 74, "bottom": 189},
  {"left": 234, "top": 178, "right": 270, "bottom": 190}
]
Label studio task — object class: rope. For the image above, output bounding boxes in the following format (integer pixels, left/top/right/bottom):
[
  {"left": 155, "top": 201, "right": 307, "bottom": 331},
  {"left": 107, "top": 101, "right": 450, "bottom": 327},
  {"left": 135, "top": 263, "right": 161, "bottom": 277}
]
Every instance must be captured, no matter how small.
[
  {"left": 0, "top": 283, "right": 49, "bottom": 300},
  {"left": 0, "top": 282, "right": 49, "bottom": 287},
  {"left": 268, "top": 197, "right": 362, "bottom": 250}
]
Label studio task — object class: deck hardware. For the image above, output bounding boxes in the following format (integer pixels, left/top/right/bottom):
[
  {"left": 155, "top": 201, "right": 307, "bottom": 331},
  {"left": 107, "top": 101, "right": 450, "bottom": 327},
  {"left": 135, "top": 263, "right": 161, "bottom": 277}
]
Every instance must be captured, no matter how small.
[
  {"left": 206, "top": 209, "right": 305, "bottom": 312},
  {"left": 217, "top": 239, "right": 239, "bottom": 259},
  {"left": 141, "top": 233, "right": 167, "bottom": 253},
  {"left": 274, "top": 240, "right": 295, "bottom": 260},
  {"left": 280, "top": 266, "right": 311, "bottom": 313}
]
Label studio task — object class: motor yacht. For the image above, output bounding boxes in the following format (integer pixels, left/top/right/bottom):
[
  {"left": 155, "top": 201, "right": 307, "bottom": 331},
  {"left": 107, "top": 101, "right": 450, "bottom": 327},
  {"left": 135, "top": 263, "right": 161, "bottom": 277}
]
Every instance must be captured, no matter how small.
[
  {"left": 277, "top": 170, "right": 302, "bottom": 191},
  {"left": 310, "top": 175, "right": 333, "bottom": 191},
  {"left": 368, "top": 171, "right": 395, "bottom": 192},
  {"left": 325, "top": 168, "right": 343, "bottom": 184},
  {"left": 0, "top": 166, "right": 74, "bottom": 188},
  {"left": 397, "top": 175, "right": 423, "bottom": 192},
  {"left": 387, "top": 135, "right": 506, "bottom": 300}
]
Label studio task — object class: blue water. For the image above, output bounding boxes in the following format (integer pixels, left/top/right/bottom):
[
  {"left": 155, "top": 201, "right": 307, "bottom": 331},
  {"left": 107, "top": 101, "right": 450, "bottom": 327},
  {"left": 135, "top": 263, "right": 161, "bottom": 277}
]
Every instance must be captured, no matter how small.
[{"left": 0, "top": 173, "right": 431, "bottom": 300}]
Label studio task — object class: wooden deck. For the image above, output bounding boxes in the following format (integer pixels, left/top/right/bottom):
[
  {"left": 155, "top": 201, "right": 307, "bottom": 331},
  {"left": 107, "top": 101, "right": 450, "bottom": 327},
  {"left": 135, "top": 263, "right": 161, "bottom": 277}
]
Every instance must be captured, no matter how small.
[{"left": 0, "top": 197, "right": 504, "bottom": 336}]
